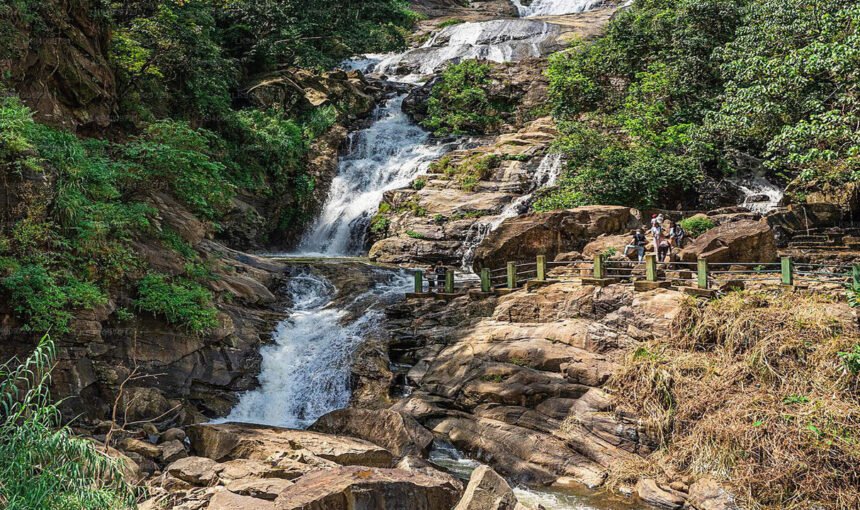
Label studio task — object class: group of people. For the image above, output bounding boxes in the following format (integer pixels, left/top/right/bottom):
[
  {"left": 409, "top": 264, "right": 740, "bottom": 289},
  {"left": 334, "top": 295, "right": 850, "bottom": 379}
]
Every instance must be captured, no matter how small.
[{"left": 624, "top": 213, "right": 687, "bottom": 263}]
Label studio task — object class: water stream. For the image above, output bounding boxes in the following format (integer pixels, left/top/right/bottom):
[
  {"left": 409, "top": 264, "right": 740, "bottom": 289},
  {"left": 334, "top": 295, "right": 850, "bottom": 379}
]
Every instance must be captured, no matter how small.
[{"left": 511, "top": 0, "right": 608, "bottom": 17}]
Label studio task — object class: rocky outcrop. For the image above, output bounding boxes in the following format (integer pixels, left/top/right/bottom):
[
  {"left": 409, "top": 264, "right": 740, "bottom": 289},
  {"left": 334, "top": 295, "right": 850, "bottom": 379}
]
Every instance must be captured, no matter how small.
[
  {"left": 635, "top": 479, "right": 686, "bottom": 509},
  {"left": 679, "top": 219, "right": 777, "bottom": 263},
  {"left": 472, "top": 206, "right": 640, "bottom": 271},
  {"left": 386, "top": 282, "right": 681, "bottom": 489},
  {"left": 309, "top": 408, "right": 435, "bottom": 458},
  {"left": 1, "top": 0, "right": 116, "bottom": 130},
  {"left": 275, "top": 466, "right": 462, "bottom": 510}
]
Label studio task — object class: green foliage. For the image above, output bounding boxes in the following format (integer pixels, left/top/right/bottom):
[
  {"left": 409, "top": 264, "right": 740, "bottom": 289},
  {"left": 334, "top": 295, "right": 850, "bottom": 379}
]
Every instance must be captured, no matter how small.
[
  {"left": 435, "top": 154, "right": 501, "bottom": 192},
  {"left": 542, "top": 0, "right": 860, "bottom": 210},
  {"left": 412, "top": 178, "right": 426, "bottom": 190},
  {"left": 405, "top": 230, "right": 426, "bottom": 239},
  {"left": 438, "top": 18, "right": 465, "bottom": 28},
  {"left": 370, "top": 215, "right": 390, "bottom": 234},
  {"left": 838, "top": 345, "right": 860, "bottom": 375},
  {"left": 134, "top": 273, "right": 218, "bottom": 334},
  {"left": 679, "top": 216, "right": 717, "bottom": 237},
  {"left": 0, "top": 336, "right": 136, "bottom": 509},
  {"left": 423, "top": 60, "right": 510, "bottom": 136}
]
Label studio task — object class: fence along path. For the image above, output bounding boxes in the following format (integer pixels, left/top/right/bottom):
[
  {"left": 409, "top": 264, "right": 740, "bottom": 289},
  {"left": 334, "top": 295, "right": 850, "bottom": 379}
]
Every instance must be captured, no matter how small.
[{"left": 410, "top": 255, "right": 860, "bottom": 298}]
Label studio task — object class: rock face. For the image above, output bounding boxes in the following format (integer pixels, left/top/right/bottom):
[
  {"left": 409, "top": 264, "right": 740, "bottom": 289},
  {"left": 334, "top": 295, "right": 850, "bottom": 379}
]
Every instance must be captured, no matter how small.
[
  {"left": 687, "top": 478, "right": 740, "bottom": 510},
  {"left": 635, "top": 479, "right": 686, "bottom": 509},
  {"left": 275, "top": 466, "right": 462, "bottom": 510},
  {"left": 472, "top": 206, "right": 640, "bottom": 271},
  {"left": 309, "top": 409, "right": 435, "bottom": 458},
  {"left": 386, "top": 282, "right": 680, "bottom": 488},
  {"left": 679, "top": 219, "right": 777, "bottom": 263},
  {"left": 1, "top": 0, "right": 116, "bottom": 130}
]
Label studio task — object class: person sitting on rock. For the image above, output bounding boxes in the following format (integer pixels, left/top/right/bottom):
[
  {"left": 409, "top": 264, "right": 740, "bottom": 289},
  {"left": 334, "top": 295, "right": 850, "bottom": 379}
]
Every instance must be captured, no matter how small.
[
  {"left": 624, "top": 229, "right": 647, "bottom": 262},
  {"left": 426, "top": 264, "right": 437, "bottom": 291},
  {"left": 669, "top": 221, "right": 687, "bottom": 248}
]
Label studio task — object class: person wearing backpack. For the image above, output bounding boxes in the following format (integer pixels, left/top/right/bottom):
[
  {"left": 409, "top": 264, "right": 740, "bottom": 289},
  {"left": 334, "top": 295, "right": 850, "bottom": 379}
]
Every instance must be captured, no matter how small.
[{"left": 624, "top": 229, "right": 648, "bottom": 262}]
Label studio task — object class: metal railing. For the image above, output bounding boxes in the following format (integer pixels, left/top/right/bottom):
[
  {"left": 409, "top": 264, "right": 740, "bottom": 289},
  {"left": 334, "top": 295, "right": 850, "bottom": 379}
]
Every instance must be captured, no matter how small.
[{"left": 409, "top": 254, "right": 859, "bottom": 296}]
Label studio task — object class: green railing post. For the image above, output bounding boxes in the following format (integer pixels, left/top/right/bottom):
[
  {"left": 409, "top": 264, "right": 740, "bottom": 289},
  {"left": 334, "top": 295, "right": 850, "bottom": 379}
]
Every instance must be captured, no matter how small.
[
  {"left": 697, "top": 258, "right": 709, "bottom": 289},
  {"left": 781, "top": 256, "right": 794, "bottom": 286},
  {"left": 852, "top": 264, "right": 859, "bottom": 288},
  {"left": 593, "top": 254, "right": 605, "bottom": 279},
  {"left": 536, "top": 255, "right": 546, "bottom": 281},
  {"left": 507, "top": 262, "right": 517, "bottom": 289},
  {"left": 645, "top": 254, "right": 657, "bottom": 282},
  {"left": 414, "top": 270, "right": 423, "bottom": 293},
  {"left": 445, "top": 270, "right": 455, "bottom": 293},
  {"left": 481, "top": 268, "right": 491, "bottom": 293}
]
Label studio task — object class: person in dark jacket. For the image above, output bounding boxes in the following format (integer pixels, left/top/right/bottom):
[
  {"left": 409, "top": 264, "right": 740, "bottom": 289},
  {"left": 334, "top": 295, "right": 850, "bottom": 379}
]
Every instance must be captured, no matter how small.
[
  {"left": 624, "top": 229, "right": 648, "bottom": 262},
  {"left": 434, "top": 262, "right": 447, "bottom": 291}
]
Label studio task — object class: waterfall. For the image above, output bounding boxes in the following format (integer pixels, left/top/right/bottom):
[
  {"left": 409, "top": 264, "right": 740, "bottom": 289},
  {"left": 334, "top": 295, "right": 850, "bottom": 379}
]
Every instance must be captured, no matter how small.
[
  {"left": 460, "top": 154, "right": 563, "bottom": 269},
  {"left": 727, "top": 173, "right": 784, "bottom": 214},
  {"left": 222, "top": 270, "right": 411, "bottom": 428},
  {"left": 298, "top": 95, "right": 448, "bottom": 256},
  {"left": 374, "top": 19, "right": 563, "bottom": 77},
  {"left": 511, "top": 0, "right": 607, "bottom": 17}
]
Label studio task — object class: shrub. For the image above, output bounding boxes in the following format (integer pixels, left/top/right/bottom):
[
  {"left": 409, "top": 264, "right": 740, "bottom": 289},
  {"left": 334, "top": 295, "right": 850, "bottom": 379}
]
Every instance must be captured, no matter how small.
[
  {"left": 679, "top": 216, "right": 716, "bottom": 237},
  {"left": 838, "top": 345, "right": 860, "bottom": 375},
  {"left": 412, "top": 178, "right": 426, "bottom": 190},
  {"left": 438, "top": 18, "right": 465, "bottom": 28},
  {"left": 422, "top": 60, "right": 510, "bottom": 136},
  {"left": 405, "top": 230, "right": 426, "bottom": 239},
  {"left": 134, "top": 273, "right": 218, "bottom": 333},
  {"left": 0, "top": 335, "right": 136, "bottom": 509},
  {"left": 370, "top": 215, "right": 390, "bottom": 234}
]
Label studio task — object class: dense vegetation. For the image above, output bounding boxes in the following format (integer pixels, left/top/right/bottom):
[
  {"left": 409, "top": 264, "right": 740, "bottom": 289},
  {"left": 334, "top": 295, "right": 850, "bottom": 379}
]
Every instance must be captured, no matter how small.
[
  {"left": 0, "top": 336, "right": 136, "bottom": 509},
  {"left": 534, "top": 0, "right": 860, "bottom": 211},
  {"left": 0, "top": 1, "right": 417, "bottom": 336}
]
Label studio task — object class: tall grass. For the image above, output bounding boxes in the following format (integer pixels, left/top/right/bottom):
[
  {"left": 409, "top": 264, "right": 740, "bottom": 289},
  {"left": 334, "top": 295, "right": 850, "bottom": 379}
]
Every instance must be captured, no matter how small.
[{"left": 0, "top": 336, "right": 136, "bottom": 509}]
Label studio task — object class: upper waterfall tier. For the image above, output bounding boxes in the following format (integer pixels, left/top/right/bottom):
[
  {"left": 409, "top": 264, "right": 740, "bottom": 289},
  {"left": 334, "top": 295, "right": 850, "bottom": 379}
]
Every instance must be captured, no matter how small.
[{"left": 511, "top": 0, "right": 607, "bottom": 17}]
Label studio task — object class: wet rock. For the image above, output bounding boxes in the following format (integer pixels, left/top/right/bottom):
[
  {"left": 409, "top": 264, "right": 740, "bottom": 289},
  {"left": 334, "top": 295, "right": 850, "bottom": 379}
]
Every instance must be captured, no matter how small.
[
  {"left": 679, "top": 219, "right": 777, "bottom": 263},
  {"left": 274, "top": 466, "right": 462, "bottom": 510},
  {"left": 687, "top": 478, "right": 740, "bottom": 510},
  {"left": 454, "top": 465, "right": 519, "bottom": 510},
  {"left": 309, "top": 408, "right": 435, "bottom": 458},
  {"left": 635, "top": 479, "right": 685, "bottom": 509}
]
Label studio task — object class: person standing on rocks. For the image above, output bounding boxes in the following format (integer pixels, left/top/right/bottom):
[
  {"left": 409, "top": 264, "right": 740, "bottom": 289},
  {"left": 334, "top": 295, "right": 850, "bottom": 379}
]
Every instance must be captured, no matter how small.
[
  {"left": 650, "top": 221, "right": 664, "bottom": 256},
  {"left": 669, "top": 221, "right": 687, "bottom": 249},
  {"left": 426, "top": 264, "right": 437, "bottom": 291}
]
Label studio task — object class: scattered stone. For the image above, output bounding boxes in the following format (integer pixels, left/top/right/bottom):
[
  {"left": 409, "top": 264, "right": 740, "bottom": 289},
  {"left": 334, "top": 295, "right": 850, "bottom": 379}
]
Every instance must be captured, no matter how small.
[
  {"left": 687, "top": 478, "right": 740, "bottom": 510},
  {"left": 635, "top": 479, "right": 685, "bottom": 509},
  {"left": 119, "top": 437, "right": 161, "bottom": 460},
  {"left": 454, "top": 465, "right": 519, "bottom": 510},
  {"left": 160, "top": 439, "right": 189, "bottom": 464},
  {"left": 167, "top": 456, "right": 221, "bottom": 486},
  {"left": 208, "top": 489, "right": 274, "bottom": 510},
  {"left": 159, "top": 427, "right": 187, "bottom": 444}
]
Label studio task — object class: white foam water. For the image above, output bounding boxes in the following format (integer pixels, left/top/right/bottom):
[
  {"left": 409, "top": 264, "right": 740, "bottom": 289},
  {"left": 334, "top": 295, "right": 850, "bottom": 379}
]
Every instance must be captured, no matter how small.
[
  {"left": 512, "top": 0, "right": 606, "bottom": 17},
  {"left": 459, "top": 154, "right": 563, "bottom": 270},
  {"left": 728, "top": 173, "right": 784, "bottom": 214},
  {"left": 298, "top": 95, "right": 449, "bottom": 256},
  {"left": 374, "top": 19, "right": 562, "bottom": 77},
  {"left": 221, "top": 271, "right": 411, "bottom": 428}
]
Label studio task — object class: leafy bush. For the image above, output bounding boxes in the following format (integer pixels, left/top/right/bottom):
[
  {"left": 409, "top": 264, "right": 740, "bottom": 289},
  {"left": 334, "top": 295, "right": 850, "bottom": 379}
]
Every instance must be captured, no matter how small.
[
  {"left": 838, "top": 345, "right": 860, "bottom": 375},
  {"left": 412, "top": 178, "right": 426, "bottom": 190},
  {"left": 423, "top": 60, "right": 510, "bottom": 136},
  {"left": 370, "top": 215, "right": 390, "bottom": 235},
  {"left": 405, "top": 230, "right": 426, "bottom": 239},
  {"left": 134, "top": 273, "right": 218, "bottom": 334},
  {"left": 679, "top": 216, "right": 716, "bottom": 237},
  {"left": 0, "top": 336, "right": 136, "bottom": 509}
]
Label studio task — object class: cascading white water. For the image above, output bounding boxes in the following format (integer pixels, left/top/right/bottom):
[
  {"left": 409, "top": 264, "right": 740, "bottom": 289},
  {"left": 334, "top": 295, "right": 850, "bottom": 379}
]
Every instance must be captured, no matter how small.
[
  {"left": 460, "top": 154, "right": 563, "bottom": 269},
  {"left": 298, "top": 95, "right": 449, "bottom": 256},
  {"left": 222, "top": 270, "right": 411, "bottom": 428},
  {"left": 511, "top": 0, "right": 606, "bottom": 17},
  {"left": 727, "top": 174, "right": 784, "bottom": 214},
  {"left": 374, "top": 19, "right": 563, "bottom": 77}
]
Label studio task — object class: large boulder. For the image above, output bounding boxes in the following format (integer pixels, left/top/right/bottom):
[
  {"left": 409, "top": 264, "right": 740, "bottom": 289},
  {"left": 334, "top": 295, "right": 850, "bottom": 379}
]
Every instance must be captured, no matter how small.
[
  {"left": 274, "top": 466, "right": 462, "bottom": 510},
  {"left": 454, "top": 465, "right": 518, "bottom": 510},
  {"left": 679, "top": 220, "right": 777, "bottom": 263},
  {"left": 188, "top": 423, "right": 395, "bottom": 467},
  {"left": 635, "top": 479, "right": 686, "bottom": 509},
  {"left": 309, "top": 409, "right": 435, "bottom": 458},
  {"left": 472, "top": 206, "right": 640, "bottom": 271},
  {"left": 687, "top": 478, "right": 740, "bottom": 510}
]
